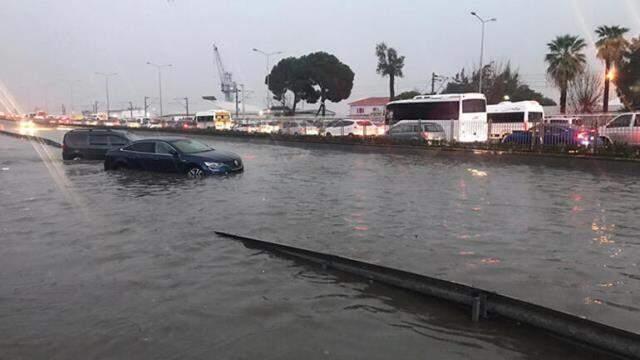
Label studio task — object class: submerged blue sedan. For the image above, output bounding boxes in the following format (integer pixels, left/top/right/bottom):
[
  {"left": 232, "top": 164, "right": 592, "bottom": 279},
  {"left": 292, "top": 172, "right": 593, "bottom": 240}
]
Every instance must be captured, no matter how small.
[
  {"left": 502, "top": 124, "right": 601, "bottom": 147},
  {"left": 104, "top": 137, "right": 243, "bottom": 177}
]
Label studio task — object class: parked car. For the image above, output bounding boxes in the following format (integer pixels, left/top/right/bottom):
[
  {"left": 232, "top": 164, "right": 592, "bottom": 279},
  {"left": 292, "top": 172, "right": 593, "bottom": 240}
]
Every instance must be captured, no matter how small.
[
  {"left": 148, "top": 119, "right": 163, "bottom": 129},
  {"left": 104, "top": 137, "right": 243, "bottom": 177},
  {"left": 232, "top": 123, "right": 259, "bottom": 133},
  {"left": 599, "top": 113, "right": 640, "bottom": 145},
  {"left": 175, "top": 119, "right": 197, "bottom": 130},
  {"left": 258, "top": 121, "right": 280, "bottom": 134},
  {"left": 323, "top": 119, "right": 377, "bottom": 137},
  {"left": 545, "top": 117, "right": 584, "bottom": 127},
  {"left": 386, "top": 121, "right": 445, "bottom": 143},
  {"left": 502, "top": 124, "right": 600, "bottom": 147},
  {"left": 278, "top": 121, "right": 319, "bottom": 136},
  {"left": 62, "top": 129, "right": 135, "bottom": 160}
]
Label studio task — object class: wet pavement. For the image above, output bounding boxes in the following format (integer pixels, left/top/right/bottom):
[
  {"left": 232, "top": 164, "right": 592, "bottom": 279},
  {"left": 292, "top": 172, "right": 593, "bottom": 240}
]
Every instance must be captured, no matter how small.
[{"left": 0, "top": 121, "right": 638, "bottom": 359}]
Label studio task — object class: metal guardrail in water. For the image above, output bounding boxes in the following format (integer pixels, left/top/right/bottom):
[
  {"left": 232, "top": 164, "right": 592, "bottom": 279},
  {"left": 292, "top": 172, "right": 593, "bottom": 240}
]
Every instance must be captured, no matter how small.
[
  {"left": 215, "top": 231, "right": 640, "bottom": 359},
  {"left": 0, "top": 130, "right": 62, "bottom": 148}
]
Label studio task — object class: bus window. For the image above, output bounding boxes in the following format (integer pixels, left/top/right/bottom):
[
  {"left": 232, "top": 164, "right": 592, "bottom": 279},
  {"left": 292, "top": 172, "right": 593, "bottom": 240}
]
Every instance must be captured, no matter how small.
[
  {"left": 488, "top": 112, "right": 525, "bottom": 123},
  {"left": 462, "top": 99, "right": 486, "bottom": 113},
  {"left": 387, "top": 102, "right": 460, "bottom": 122},
  {"left": 528, "top": 112, "right": 543, "bottom": 123}
]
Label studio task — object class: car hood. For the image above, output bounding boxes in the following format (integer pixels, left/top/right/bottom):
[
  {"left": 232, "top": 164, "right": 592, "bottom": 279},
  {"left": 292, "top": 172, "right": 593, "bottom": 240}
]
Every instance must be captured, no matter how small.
[{"left": 184, "top": 149, "right": 240, "bottom": 162}]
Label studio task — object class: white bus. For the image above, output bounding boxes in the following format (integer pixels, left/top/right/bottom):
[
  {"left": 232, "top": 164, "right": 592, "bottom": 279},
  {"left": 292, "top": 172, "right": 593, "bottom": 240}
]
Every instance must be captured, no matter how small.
[
  {"left": 195, "top": 109, "right": 232, "bottom": 129},
  {"left": 385, "top": 93, "right": 488, "bottom": 142},
  {"left": 487, "top": 101, "right": 544, "bottom": 140}
]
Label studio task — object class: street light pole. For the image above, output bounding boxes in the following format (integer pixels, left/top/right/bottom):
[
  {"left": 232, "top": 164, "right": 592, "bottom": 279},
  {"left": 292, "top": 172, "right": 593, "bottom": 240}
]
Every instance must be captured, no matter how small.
[
  {"left": 252, "top": 48, "right": 283, "bottom": 109},
  {"left": 147, "top": 62, "right": 172, "bottom": 117},
  {"left": 95, "top": 72, "right": 117, "bottom": 119},
  {"left": 470, "top": 12, "right": 496, "bottom": 94}
]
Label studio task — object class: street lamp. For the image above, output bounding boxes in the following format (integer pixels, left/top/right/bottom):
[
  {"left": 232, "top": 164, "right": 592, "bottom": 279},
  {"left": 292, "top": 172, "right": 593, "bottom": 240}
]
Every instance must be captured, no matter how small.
[
  {"left": 68, "top": 80, "right": 81, "bottom": 115},
  {"left": 95, "top": 72, "right": 117, "bottom": 119},
  {"left": 147, "top": 62, "right": 173, "bottom": 117},
  {"left": 470, "top": 11, "right": 496, "bottom": 93},
  {"left": 252, "top": 48, "right": 283, "bottom": 109}
]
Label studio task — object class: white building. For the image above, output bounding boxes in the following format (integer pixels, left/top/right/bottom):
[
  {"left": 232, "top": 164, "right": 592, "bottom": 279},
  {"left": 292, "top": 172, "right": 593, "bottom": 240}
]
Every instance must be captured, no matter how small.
[{"left": 348, "top": 97, "right": 389, "bottom": 120}]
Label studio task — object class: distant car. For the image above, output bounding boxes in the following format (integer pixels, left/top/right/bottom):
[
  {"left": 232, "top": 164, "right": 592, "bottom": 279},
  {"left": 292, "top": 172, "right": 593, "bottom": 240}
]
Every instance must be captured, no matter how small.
[
  {"left": 387, "top": 121, "right": 445, "bottom": 142},
  {"left": 174, "top": 119, "right": 197, "bottom": 129},
  {"left": 502, "top": 124, "right": 600, "bottom": 147},
  {"left": 323, "top": 119, "right": 377, "bottom": 137},
  {"left": 599, "top": 113, "right": 640, "bottom": 145},
  {"left": 148, "top": 119, "right": 163, "bottom": 129},
  {"left": 104, "top": 137, "right": 243, "bottom": 177},
  {"left": 258, "top": 121, "right": 280, "bottom": 134},
  {"left": 62, "top": 128, "right": 135, "bottom": 160},
  {"left": 545, "top": 117, "right": 583, "bottom": 127},
  {"left": 278, "top": 121, "right": 319, "bottom": 136},
  {"left": 232, "top": 123, "right": 259, "bottom": 133}
]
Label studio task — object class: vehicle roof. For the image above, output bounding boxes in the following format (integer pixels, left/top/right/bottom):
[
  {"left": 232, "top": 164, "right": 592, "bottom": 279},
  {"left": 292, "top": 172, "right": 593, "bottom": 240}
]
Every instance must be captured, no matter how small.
[
  {"left": 67, "top": 128, "right": 128, "bottom": 134},
  {"left": 487, "top": 101, "right": 544, "bottom": 113},
  {"left": 387, "top": 92, "right": 485, "bottom": 106},
  {"left": 132, "top": 136, "right": 189, "bottom": 142},
  {"left": 195, "top": 109, "right": 231, "bottom": 116}
]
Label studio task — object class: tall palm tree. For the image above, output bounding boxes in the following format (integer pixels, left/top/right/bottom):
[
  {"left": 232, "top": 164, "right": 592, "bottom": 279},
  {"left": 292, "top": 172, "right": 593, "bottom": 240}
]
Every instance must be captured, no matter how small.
[
  {"left": 376, "top": 43, "right": 405, "bottom": 101},
  {"left": 545, "top": 35, "right": 587, "bottom": 114},
  {"left": 595, "top": 25, "right": 630, "bottom": 112}
]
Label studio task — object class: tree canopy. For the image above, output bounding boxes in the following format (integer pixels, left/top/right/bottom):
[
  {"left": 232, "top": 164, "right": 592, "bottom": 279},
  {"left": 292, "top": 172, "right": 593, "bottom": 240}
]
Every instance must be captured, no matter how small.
[
  {"left": 305, "top": 52, "right": 354, "bottom": 116},
  {"left": 442, "top": 62, "right": 556, "bottom": 106},
  {"left": 616, "top": 35, "right": 640, "bottom": 110},
  {"left": 267, "top": 57, "right": 318, "bottom": 115},
  {"left": 266, "top": 52, "right": 353, "bottom": 116},
  {"left": 395, "top": 90, "right": 421, "bottom": 100},
  {"left": 545, "top": 34, "right": 587, "bottom": 113},
  {"left": 376, "top": 43, "right": 405, "bottom": 100}
]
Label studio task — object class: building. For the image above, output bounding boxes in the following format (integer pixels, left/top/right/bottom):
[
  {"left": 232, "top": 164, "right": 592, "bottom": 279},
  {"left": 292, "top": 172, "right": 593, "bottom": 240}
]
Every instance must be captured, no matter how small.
[{"left": 348, "top": 97, "right": 389, "bottom": 120}]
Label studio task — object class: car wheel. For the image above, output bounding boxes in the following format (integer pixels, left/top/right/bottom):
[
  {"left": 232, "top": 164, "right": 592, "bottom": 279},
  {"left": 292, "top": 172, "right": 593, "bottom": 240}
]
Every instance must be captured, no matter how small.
[
  {"left": 187, "top": 166, "right": 205, "bottom": 178},
  {"left": 72, "top": 155, "right": 83, "bottom": 161},
  {"left": 600, "top": 136, "right": 611, "bottom": 147},
  {"left": 348, "top": 133, "right": 355, "bottom": 137},
  {"left": 325, "top": 132, "right": 332, "bottom": 137}
]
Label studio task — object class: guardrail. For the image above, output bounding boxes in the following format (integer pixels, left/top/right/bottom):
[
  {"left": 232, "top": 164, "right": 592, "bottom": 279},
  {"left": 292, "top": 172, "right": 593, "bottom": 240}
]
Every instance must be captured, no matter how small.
[{"left": 215, "top": 231, "right": 640, "bottom": 359}]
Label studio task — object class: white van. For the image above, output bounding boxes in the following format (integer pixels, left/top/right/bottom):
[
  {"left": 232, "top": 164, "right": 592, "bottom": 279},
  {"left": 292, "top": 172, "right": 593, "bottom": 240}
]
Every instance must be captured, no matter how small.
[{"left": 487, "top": 101, "right": 544, "bottom": 139}]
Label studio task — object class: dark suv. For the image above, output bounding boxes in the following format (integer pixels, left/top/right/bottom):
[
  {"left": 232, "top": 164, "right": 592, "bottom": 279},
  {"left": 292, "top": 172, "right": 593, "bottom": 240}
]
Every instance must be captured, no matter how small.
[{"left": 62, "top": 129, "right": 134, "bottom": 160}]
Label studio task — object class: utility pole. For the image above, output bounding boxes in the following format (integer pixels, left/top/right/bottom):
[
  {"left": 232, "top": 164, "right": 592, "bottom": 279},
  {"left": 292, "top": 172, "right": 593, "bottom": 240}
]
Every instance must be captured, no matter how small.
[
  {"left": 470, "top": 12, "right": 496, "bottom": 94},
  {"left": 144, "top": 96, "right": 150, "bottom": 118},
  {"left": 240, "top": 84, "right": 245, "bottom": 114},
  {"left": 431, "top": 73, "right": 437, "bottom": 94},
  {"left": 93, "top": 101, "right": 99, "bottom": 114},
  {"left": 128, "top": 101, "right": 134, "bottom": 119},
  {"left": 175, "top": 97, "right": 190, "bottom": 117},
  {"left": 146, "top": 62, "right": 172, "bottom": 117},
  {"left": 235, "top": 86, "right": 240, "bottom": 117},
  {"left": 95, "top": 72, "right": 117, "bottom": 119}
]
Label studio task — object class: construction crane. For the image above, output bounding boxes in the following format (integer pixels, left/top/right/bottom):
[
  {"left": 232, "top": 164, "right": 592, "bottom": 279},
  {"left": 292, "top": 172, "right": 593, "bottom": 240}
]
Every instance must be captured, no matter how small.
[{"left": 212, "top": 43, "right": 236, "bottom": 102}]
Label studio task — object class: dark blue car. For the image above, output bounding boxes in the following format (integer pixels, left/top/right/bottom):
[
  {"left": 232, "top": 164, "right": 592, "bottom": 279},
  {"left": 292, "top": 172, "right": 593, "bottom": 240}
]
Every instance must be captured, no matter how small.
[
  {"left": 502, "top": 124, "right": 600, "bottom": 147},
  {"left": 104, "top": 137, "right": 243, "bottom": 177}
]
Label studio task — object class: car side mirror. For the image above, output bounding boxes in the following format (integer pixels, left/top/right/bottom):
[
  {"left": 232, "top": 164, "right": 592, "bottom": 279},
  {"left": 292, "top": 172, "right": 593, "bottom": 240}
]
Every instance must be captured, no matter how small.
[{"left": 169, "top": 149, "right": 179, "bottom": 157}]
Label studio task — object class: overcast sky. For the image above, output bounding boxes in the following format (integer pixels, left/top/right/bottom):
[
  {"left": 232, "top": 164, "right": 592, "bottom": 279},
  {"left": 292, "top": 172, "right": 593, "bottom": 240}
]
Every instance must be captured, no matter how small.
[{"left": 1, "top": 0, "right": 639, "bottom": 115}]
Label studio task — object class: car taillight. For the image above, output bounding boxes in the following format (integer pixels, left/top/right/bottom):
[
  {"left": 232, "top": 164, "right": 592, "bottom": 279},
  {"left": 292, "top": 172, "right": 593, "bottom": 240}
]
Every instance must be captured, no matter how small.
[
  {"left": 421, "top": 132, "right": 429, "bottom": 139},
  {"left": 62, "top": 144, "right": 67, "bottom": 151}
]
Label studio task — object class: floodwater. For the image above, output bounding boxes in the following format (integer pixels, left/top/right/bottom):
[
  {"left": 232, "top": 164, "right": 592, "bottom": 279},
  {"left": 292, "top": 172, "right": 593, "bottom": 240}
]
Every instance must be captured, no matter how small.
[{"left": 0, "top": 122, "right": 638, "bottom": 359}]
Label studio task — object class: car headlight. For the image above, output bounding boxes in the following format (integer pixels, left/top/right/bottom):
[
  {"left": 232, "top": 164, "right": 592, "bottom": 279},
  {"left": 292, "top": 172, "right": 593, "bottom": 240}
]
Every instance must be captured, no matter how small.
[{"left": 204, "top": 161, "right": 223, "bottom": 168}]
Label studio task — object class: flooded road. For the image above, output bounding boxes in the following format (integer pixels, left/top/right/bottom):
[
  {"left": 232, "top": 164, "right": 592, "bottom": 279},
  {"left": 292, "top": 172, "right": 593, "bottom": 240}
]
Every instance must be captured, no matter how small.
[{"left": 0, "top": 122, "right": 638, "bottom": 359}]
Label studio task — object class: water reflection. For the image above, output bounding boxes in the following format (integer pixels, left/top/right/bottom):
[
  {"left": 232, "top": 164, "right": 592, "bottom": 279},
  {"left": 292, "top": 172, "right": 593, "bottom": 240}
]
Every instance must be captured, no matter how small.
[{"left": 238, "top": 238, "right": 615, "bottom": 359}]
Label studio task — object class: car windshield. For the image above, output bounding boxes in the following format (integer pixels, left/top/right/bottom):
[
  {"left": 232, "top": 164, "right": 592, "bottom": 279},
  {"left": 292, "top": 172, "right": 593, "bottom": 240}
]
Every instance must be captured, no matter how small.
[{"left": 169, "top": 139, "right": 213, "bottom": 153}]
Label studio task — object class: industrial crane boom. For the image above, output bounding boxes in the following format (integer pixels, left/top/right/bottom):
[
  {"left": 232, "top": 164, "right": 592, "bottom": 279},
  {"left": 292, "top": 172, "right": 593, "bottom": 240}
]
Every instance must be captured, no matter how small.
[{"left": 212, "top": 43, "right": 236, "bottom": 102}]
